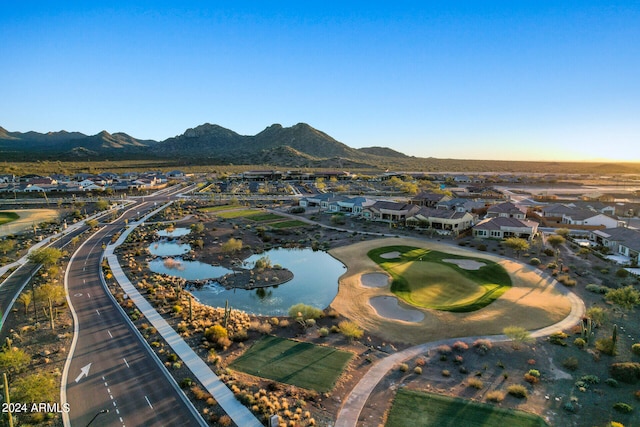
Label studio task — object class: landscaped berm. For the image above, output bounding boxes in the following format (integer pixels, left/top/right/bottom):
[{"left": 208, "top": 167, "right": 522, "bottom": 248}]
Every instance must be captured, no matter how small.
[{"left": 330, "top": 237, "right": 572, "bottom": 344}]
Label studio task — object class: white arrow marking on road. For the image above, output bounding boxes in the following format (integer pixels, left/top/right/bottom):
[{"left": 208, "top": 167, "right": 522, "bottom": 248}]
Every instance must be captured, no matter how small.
[{"left": 75, "top": 363, "right": 92, "bottom": 383}]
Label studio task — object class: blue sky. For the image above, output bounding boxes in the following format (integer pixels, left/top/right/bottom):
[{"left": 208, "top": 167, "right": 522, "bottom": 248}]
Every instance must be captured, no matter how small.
[{"left": 1, "top": 1, "right": 639, "bottom": 162}]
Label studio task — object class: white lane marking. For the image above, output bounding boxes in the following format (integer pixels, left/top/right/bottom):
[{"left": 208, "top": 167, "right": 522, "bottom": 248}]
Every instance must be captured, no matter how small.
[
  {"left": 123, "top": 358, "right": 130, "bottom": 368},
  {"left": 144, "top": 396, "right": 153, "bottom": 409},
  {"left": 108, "top": 330, "right": 113, "bottom": 338},
  {"left": 87, "top": 293, "right": 91, "bottom": 298},
  {"left": 96, "top": 309, "right": 100, "bottom": 316}
]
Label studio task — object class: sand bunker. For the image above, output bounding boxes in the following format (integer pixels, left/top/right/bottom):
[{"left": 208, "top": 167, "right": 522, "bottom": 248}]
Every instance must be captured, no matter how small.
[
  {"left": 369, "top": 296, "right": 424, "bottom": 323},
  {"left": 379, "top": 251, "right": 401, "bottom": 259},
  {"left": 360, "top": 273, "right": 391, "bottom": 288},
  {"left": 443, "top": 258, "right": 486, "bottom": 270}
]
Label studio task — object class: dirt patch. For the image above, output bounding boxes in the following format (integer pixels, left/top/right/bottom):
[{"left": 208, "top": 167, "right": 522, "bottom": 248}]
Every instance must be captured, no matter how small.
[{"left": 330, "top": 237, "right": 573, "bottom": 345}]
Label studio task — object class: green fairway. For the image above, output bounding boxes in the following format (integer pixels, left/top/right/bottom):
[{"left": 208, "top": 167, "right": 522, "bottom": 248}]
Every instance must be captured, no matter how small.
[
  {"left": 386, "top": 389, "right": 548, "bottom": 427},
  {"left": 368, "top": 246, "right": 511, "bottom": 312},
  {"left": 0, "top": 212, "right": 19, "bottom": 225},
  {"left": 229, "top": 335, "right": 352, "bottom": 392},
  {"left": 268, "top": 220, "right": 308, "bottom": 229}
]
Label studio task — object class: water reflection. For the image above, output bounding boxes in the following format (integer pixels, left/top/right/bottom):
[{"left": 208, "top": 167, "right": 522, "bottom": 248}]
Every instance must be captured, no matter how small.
[{"left": 148, "top": 247, "right": 345, "bottom": 316}]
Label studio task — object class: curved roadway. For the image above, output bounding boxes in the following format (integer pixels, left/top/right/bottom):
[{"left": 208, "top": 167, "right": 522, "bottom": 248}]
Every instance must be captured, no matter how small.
[{"left": 62, "top": 187, "right": 206, "bottom": 426}]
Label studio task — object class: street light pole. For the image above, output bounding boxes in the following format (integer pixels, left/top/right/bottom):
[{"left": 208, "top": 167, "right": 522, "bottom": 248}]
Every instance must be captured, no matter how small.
[{"left": 86, "top": 409, "right": 109, "bottom": 426}]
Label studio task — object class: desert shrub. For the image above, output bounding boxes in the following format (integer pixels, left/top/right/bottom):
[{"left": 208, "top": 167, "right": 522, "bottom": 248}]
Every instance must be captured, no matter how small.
[
  {"left": 486, "top": 390, "right": 504, "bottom": 402},
  {"left": 596, "top": 337, "right": 617, "bottom": 356},
  {"left": 218, "top": 414, "right": 233, "bottom": 426},
  {"left": 507, "top": 384, "right": 528, "bottom": 398},
  {"left": 452, "top": 341, "right": 469, "bottom": 352},
  {"left": 543, "top": 248, "right": 555, "bottom": 257},
  {"left": 605, "top": 378, "right": 619, "bottom": 388},
  {"left": 586, "top": 306, "right": 607, "bottom": 326},
  {"left": 477, "top": 244, "right": 487, "bottom": 251},
  {"left": 473, "top": 339, "right": 492, "bottom": 354},
  {"left": 204, "top": 325, "right": 228, "bottom": 342},
  {"left": 441, "top": 369, "right": 451, "bottom": 377},
  {"left": 616, "top": 269, "right": 630, "bottom": 278},
  {"left": 574, "top": 338, "right": 586, "bottom": 349},
  {"left": 557, "top": 274, "right": 576, "bottom": 287},
  {"left": 338, "top": 320, "right": 364, "bottom": 341},
  {"left": 549, "top": 331, "right": 568, "bottom": 346},
  {"left": 468, "top": 378, "right": 484, "bottom": 389},
  {"left": 562, "top": 357, "right": 579, "bottom": 371},
  {"left": 547, "top": 262, "right": 558, "bottom": 269},
  {"left": 414, "top": 367, "right": 422, "bottom": 375},
  {"left": 436, "top": 344, "right": 452, "bottom": 355},
  {"left": 256, "top": 322, "right": 272, "bottom": 334},
  {"left": 524, "top": 372, "right": 540, "bottom": 384},
  {"left": 581, "top": 374, "right": 600, "bottom": 384},
  {"left": 288, "top": 303, "right": 323, "bottom": 320},
  {"left": 231, "top": 329, "right": 248, "bottom": 342},
  {"left": 318, "top": 327, "right": 329, "bottom": 337},
  {"left": 167, "top": 353, "right": 178, "bottom": 363},
  {"left": 399, "top": 363, "right": 409, "bottom": 372},
  {"left": 586, "top": 284, "right": 611, "bottom": 294},
  {"left": 613, "top": 402, "right": 633, "bottom": 413},
  {"left": 632, "top": 343, "right": 640, "bottom": 356},
  {"left": 306, "top": 318, "right": 316, "bottom": 327},
  {"left": 610, "top": 363, "right": 640, "bottom": 383},
  {"left": 529, "top": 257, "right": 541, "bottom": 266}
]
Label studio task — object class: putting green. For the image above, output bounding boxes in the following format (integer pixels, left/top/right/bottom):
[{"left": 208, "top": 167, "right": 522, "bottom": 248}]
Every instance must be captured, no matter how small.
[{"left": 368, "top": 246, "right": 512, "bottom": 312}]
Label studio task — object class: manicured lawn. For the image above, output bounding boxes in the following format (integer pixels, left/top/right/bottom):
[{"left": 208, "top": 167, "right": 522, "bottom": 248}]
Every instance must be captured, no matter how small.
[
  {"left": 198, "top": 205, "right": 241, "bottom": 212},
  {"left": 268, "top": 220, "right": 308, "bottom": 229},
  {"left": 229, "top": 335, "right": 352, "bottom": 392},
  {"left": 245, "top": 213, "right": 284, "bottom": 222},
  {"left": 368, "top": 246, "right": 511, "bottom": 312},
  {"left": 386, "top": 389, "right": 548, "bottom": 427},
  {"left": 0, "top": 211, "right": 19, "bottom": 225},
  {"left": 215, "top": 209, "right": 260, "bottom": 218}
]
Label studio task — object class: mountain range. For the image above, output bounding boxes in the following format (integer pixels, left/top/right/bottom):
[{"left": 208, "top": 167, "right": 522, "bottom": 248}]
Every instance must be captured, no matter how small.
[{"left": 0, "top": 123, "right": 408, "bottom": 168}]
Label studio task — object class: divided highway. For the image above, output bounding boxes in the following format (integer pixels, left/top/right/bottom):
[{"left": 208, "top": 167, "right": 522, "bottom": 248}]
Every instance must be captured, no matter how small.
[{"left": 61, "top": 186, "right": 205, "bottom": 426}]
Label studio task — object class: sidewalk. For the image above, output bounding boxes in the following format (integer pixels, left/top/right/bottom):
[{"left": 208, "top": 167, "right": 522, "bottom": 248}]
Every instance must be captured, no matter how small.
[{"left": 105, "top": 207, "right": 263, "bottom": 427}]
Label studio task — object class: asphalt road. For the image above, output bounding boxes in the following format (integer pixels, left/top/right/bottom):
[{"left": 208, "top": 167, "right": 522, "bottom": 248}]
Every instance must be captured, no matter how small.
[{"left": 63, "top": 186, "right": 205, "bottom": 426}]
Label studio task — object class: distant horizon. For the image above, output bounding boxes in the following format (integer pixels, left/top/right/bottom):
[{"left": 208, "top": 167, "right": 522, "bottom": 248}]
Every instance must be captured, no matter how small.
[
  {"left": 1, "top": 2, "right": 638, "bottom": 162},
  {"left": 2, "top": 121, "right": 640, "bottom": 164}
]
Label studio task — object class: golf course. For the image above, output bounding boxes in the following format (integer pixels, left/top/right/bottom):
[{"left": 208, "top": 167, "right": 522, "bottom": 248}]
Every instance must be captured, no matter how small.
[
  {"left": 368, "top": 245, "right": 512, "bottom": 312},
  {"left": 329, "top": 237, "right": 572, "bottom": 344}
]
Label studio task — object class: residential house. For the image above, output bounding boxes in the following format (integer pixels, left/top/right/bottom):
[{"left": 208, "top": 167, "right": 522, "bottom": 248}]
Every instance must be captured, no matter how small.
[
  {"left": 486, "top": 202, "right": 527, "bottom": 219},
  {"left": 406, "top": 207, "right": 475, "bottom": 234},
  {"left": 590, "top": 227, "right": 640, "bottom": 262},
  {"left": 327, "top": 196, "right": 375, "bottom": 215},
  {"left": 473, "top": 217, "right": 539, "bottom": 240},
  {"left": 362, "top": 201, "right": 420, "bottom": 223},
  {"left": 410, "top": 191, "right": 451, "bottom": 207},
  {"left": 561, "top": 209, "right": 620, "bottom": 228}
]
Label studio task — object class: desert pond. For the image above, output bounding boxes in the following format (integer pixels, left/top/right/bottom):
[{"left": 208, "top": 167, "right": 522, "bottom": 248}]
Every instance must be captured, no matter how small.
[{"left": 148, "top": 247, "right": 345, "bottom": 316}]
